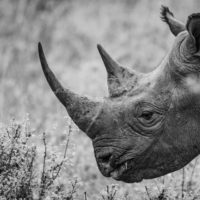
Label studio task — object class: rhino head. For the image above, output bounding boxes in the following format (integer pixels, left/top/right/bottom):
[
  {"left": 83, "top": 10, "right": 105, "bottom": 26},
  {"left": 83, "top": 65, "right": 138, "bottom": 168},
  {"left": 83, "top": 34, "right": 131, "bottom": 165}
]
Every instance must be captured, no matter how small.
[{"left": 38, "top": 7, "right": 200, "bottom": 183}]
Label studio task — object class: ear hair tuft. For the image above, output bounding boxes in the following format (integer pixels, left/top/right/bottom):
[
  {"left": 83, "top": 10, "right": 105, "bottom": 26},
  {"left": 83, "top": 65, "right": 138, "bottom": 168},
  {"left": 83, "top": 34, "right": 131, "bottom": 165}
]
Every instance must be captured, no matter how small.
[
  {"left": 160, "top": 5, "right": 174, "bottom": 24},
  {"left": 160, "top": 6, "right": 185, "bottom": 36}
]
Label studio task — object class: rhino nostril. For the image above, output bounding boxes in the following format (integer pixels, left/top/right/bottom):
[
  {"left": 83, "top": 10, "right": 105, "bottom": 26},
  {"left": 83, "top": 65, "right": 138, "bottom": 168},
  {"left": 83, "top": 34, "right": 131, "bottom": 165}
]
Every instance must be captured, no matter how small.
[
  {"left": 97, "top": 152, "right": 112, "bottom": 164},
  {"left": 101, "top": 154, "right": 112, "bottom": 163}
]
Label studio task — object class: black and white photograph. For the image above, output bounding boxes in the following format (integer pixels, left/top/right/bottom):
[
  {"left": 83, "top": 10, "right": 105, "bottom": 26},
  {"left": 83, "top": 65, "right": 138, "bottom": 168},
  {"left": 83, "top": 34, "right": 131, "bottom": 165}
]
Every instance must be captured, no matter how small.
[{"left": 1, "top": 0, "right": 200, "bottom": 199}]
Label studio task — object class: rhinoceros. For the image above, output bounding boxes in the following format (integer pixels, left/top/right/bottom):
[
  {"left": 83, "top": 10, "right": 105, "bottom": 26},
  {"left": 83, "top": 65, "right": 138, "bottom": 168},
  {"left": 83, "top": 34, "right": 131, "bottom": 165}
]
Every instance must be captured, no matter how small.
[{"left": 38, "top": 6, "right": 200, "bottom": 183}]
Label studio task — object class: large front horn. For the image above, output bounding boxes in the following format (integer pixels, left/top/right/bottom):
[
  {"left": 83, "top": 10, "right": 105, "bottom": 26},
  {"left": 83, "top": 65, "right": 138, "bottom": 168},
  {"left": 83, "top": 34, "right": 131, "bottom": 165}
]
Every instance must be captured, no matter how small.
[{"left": 38, "top": 43, "right": 102, "bottom": 138}]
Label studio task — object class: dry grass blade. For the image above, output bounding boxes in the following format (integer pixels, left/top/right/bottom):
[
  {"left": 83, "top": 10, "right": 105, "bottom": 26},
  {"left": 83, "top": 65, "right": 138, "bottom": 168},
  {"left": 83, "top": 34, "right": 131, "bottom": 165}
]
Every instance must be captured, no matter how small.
[
  {"left": 181, "top": 168, "right": 185, "bottom": 200},
  {"left": 145, "top": 186, "right": 152, "bottom": 200},
  {"left": 39, "top": 132, "right": 47, "bottom": 200}
]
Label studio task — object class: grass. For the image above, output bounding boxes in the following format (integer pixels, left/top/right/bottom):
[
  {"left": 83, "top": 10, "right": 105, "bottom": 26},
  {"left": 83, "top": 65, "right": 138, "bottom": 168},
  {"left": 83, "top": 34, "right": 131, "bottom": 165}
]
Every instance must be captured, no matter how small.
[
  {"left": 1, "top": 0, "right": 200, "bottom": 199},
  {"left": 0, "top": 118, "right": 76, "bottom": 199}
]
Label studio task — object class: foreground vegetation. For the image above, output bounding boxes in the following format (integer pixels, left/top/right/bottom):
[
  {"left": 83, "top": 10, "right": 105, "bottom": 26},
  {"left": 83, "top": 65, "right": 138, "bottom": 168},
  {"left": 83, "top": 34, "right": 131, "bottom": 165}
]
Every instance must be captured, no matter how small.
[
  {"left": 1, "top": 118, "right": 200, "bottom": 199},
  {"left": 1, "top": 0, "right": 200, "bottom": 199}
]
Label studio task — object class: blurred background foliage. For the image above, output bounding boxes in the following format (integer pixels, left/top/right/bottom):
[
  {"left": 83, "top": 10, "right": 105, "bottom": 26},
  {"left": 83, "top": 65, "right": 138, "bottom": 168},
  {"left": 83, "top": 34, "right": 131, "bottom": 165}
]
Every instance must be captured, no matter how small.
[{"left": 1, "top": 0, "right": 200, "bottom": 199}]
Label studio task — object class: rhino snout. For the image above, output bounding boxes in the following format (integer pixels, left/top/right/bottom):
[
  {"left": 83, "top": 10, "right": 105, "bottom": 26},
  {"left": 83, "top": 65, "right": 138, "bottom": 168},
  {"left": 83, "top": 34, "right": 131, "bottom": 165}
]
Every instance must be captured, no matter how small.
[{"left": 95, "top": 150, "right": 114, "bottom": 177}]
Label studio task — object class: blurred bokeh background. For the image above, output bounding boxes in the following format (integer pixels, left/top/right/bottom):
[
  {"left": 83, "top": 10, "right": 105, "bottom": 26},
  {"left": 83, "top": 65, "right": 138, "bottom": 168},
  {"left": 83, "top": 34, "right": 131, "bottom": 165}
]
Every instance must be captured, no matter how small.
[{"left": 1, "top": 0, "right": 200, "bottom": 199}]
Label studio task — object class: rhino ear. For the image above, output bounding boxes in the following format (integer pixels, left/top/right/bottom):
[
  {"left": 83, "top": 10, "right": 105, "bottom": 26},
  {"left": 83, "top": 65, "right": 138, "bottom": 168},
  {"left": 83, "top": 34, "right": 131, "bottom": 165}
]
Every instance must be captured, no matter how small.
[
  {"left": 160, "top": 6, "right": 186, "bottom": 36},
  {"left": 186, "top": 13, "right": 200, "bottom": 54}
]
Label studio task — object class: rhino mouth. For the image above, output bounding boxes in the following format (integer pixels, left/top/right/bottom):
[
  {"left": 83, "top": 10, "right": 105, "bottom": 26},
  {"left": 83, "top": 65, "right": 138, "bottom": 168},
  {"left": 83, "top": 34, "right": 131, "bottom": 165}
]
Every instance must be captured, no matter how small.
[
  {"left": 97, "top": 160, "right": 129, "bottom": 179},
  {"left": 94, "top": 138, "right": 155, "bottom": 182},
  {"left": 107, "top": 160, "right": 144, "bottom": 183},
  {"left": 96, "top": 146, "right": 155, "bottom": 182},
  {"left": 110, "top": 161, "right": 130, "bottom": 179},
  {"left": 97, "top": 155, "right": 144, "bottom": 182}
]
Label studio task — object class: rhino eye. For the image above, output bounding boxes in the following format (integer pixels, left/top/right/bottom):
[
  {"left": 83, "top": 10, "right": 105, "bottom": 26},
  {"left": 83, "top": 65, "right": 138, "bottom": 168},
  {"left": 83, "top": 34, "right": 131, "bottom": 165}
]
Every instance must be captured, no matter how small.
[{"left": 140, "top": 111, "right": 154, "bottom": 120}]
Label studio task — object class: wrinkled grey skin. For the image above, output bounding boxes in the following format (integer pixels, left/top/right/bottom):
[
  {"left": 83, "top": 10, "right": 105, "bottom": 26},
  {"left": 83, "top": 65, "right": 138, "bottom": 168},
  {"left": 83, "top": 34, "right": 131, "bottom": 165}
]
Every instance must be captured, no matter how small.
[{"left": 38, "top": 6, "right": 200, "bottom": 183}]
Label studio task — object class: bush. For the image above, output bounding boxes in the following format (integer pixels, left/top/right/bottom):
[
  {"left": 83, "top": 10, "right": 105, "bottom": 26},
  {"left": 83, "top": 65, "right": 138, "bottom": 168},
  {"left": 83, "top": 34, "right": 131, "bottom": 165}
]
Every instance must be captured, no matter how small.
[
  {"left": 0, "top": 117, "right": 79, "bottom": 199},
  {"left": 1, "top": 118, "right": 200, "bottom": 199}
]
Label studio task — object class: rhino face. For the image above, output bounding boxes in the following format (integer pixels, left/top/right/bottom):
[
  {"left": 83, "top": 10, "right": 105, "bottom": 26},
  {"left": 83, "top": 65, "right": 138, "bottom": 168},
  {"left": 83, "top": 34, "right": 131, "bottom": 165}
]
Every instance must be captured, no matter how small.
[{"left": 38, "top": 7, "right": 200, "bottom": 183}]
